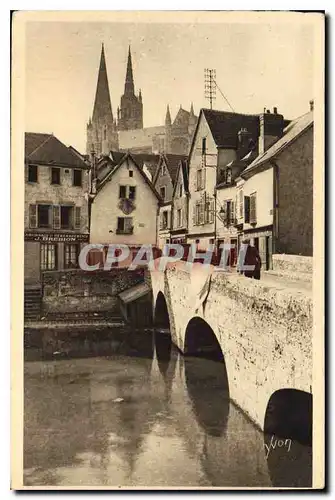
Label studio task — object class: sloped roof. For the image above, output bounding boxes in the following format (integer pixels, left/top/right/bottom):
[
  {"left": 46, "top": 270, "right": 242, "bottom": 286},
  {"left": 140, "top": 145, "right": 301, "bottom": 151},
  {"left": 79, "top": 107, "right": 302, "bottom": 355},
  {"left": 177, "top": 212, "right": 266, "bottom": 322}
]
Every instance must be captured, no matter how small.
[
  {"left": 172, "top": 159, "right": 189, "bottom": 198},
  {"left": 97, "top": 153, "right": 161, "bottom": 200},
  {"left": 25, "top": 132, "right": 88, "bottom": 168},
  {"left": 242, "top": 111, "right": 313, "bottom": 176},
  {"left": 163, "top": 154, "right": 188, "bottom": 184},
  {"left": 202, "top": 109, "right": 260, "bottom": 149}
]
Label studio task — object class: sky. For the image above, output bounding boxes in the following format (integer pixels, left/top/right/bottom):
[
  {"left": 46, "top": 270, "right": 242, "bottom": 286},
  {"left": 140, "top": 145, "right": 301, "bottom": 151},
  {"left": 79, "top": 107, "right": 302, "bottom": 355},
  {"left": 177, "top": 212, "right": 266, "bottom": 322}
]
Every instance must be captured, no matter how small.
[{"left": 25, "top": 16, "right": 315, "bottom": 153}]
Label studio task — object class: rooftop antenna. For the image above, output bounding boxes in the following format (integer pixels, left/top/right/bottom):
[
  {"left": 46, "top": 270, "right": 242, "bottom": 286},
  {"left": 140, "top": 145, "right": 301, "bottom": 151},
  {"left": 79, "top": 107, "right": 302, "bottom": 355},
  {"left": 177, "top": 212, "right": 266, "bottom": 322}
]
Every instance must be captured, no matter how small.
[{"left": 204, "top": 68, "right": 216, "bottom": 109}]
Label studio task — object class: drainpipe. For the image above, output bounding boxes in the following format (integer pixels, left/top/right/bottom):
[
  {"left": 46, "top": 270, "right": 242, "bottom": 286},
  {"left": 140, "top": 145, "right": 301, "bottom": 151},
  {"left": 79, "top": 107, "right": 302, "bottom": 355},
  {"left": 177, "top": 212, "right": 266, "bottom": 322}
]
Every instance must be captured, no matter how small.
[
  {"left": 271, "top": 159, "right": 280, "bottom": 254},
  {"left": 214, "top": 187, "right": 217, "bottom": 254}
]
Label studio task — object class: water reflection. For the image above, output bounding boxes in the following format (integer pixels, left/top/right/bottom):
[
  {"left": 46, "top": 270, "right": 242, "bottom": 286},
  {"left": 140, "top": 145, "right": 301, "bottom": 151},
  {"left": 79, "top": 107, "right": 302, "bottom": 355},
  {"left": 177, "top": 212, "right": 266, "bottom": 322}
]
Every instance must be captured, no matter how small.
[
  {"left": 24, "top": 331, "right": 311, "bottom": 488},
  {"left": 184, "top": 356, "right": 229, "bottom": 437}
]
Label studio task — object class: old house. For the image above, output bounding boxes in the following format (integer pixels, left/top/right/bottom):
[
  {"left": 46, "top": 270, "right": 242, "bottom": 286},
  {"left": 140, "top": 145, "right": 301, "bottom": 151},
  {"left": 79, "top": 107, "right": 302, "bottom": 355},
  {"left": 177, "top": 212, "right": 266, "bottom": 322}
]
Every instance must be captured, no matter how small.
[
  {"left": 90, "top": 153, "right": 161, "bottom": 257},
  {"left": 187, "top": 108, "right": 260, "bottom": 250},
  {"left": 239, "top": 109, "right": 313, "bottom": 263},
  {"left": 24, "top": 132, "right": 90, "bottom": 284},
  {"left": 152, "top": 154, "right": 187, "bottom": 248},
  {"left": 170, "top": 159, "right": 189, "bottom": 244}
]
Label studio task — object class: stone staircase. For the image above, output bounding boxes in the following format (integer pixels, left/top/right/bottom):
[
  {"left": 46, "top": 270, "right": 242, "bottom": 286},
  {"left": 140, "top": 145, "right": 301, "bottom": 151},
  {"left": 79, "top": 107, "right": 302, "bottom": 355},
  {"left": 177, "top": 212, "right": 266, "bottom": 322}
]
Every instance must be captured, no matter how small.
[{"left": 24, "top": 286, "right": 42, "bottom": 321}]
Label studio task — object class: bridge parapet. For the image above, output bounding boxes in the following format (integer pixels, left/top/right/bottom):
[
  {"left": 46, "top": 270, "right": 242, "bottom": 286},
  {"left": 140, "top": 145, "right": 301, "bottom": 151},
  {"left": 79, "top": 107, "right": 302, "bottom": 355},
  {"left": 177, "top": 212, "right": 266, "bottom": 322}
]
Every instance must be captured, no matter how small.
[{"left": 150, "top": 261, "right": 312, "bottom": 430}]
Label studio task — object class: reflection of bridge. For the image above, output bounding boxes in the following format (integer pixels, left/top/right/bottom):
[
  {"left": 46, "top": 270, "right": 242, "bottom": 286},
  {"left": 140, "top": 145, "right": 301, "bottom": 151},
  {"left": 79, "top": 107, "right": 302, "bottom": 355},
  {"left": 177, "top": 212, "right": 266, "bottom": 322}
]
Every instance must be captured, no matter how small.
[{"left": 148, "top": 261, "right": 313, "bottom": 441}]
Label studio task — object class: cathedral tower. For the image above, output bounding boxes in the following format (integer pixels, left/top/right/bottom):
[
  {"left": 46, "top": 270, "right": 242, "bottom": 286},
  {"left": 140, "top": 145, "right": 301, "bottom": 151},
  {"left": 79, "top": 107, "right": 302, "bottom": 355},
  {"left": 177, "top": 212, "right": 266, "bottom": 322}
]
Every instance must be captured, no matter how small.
[
  {"left": 117, "top": 46, "right": 143, "bottom": 131},
  {"left": 86, "top": 44, "right": 118, "bottom": 156}
]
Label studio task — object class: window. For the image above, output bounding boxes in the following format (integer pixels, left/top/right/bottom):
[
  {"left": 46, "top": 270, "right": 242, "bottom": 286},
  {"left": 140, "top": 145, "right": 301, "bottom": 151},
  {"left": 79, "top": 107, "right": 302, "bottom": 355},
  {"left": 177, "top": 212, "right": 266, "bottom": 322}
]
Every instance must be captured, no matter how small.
[
  {"left": 119, "top": 185, "right": 127, "bottom": 198},
  {"left": 73, "top": 169, "right": 82, "bottom": 187},
  {"left": 161, "top": 211, "right": 169, "bottom": 229},
  {"left": 129, "top": 170, "right": 133, "bottom": 177},
  {"left": 209, "top": 238, "right": 215, "bottom": 244},
  {"left": 161, "top": 164, "right": 167, "bottom": 176},
  {"left": 250, "top": 193, "right": 257, "bottom": 223},
  {"left": 160, "top": 186, "right": 166, "bottom": 201},
  {"left": 195, "top": 203, "right": 204, "bottom": 225},
  {"left": 224, "top": 200, "right": 235, "bottom": 226},
  {"left": 202, "top": 137, "right": 206, "bottom": 155},
  {"left": 64, "top": 244, "right": 79, "bottom": 269},
  {"left": 117, "top": 217, "right": 133, "bottom": 234},
  {"left": 226, "top": 168, "right": 232, "bottom": 184},
  {"left": 51, "top": 167, "right": 60, "bottom": 185},
  {"left": 244, "top": 196, "right": 250, "bottom": 223},
  {"left": 38, "top": 205, "right": 52, "bottom": 228},
  {"left": 177, "top": 209, "right": 182, "bottom": 227},
  {"left": 179, "top": 184, "right": 183, "bottom": 197},
  {"left": 129, "top": 186, "right": 136, "bottom": 200},
  {"left": 28, "top": 165, "right": 38, "bottom": 183},
  {"left": 40, "top": 243, "right": 57, "bottom": 271},
  {"left": 103, "top": 127, "right": 107, "bottom": 140},
  {"left": 60, "top": 206, "right": 73, "bottom": 229}
]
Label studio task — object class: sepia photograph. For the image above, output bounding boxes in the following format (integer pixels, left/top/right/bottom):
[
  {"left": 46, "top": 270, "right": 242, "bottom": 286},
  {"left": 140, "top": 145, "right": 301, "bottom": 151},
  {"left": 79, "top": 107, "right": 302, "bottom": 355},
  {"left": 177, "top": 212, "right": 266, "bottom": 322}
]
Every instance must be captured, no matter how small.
[{"left": 11, "top": 10, "right": 324, "bottom": 490}]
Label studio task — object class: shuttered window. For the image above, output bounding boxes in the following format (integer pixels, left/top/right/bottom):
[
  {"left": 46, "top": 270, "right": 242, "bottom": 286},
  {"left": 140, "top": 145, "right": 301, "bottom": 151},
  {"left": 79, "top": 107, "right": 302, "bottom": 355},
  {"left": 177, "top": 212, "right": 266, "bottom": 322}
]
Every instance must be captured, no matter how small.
[
  {"left": 230, "top": 201, "right": 236, "bottom": 224},
  {"left": 29, "top": 204, "right": 37, "bottom": 228},
  {"left": 53, "top": 205, "right": 61, "bottom": 229},
  {"left": 75, "top": 207, "right": 81, "bottom": 229},
  {"left": 239, "top": 191, "right": 243, "bottom": 219},
  {"left": 40, "top": 243, "right": 57, "bottom": 271},
  {"left": 250, "top": 193, "right": 257, "bottom": 223},
  {"left": 244, "top": 196, "right": 250, "bottom": 223}
]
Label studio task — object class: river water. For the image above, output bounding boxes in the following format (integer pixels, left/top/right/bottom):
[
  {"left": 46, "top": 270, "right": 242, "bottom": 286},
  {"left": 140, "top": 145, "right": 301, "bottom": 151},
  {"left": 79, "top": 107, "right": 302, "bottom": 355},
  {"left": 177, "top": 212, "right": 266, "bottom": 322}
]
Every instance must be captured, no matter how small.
[{"left": 24, "top": 330, "right": 312, "bottom": 488}]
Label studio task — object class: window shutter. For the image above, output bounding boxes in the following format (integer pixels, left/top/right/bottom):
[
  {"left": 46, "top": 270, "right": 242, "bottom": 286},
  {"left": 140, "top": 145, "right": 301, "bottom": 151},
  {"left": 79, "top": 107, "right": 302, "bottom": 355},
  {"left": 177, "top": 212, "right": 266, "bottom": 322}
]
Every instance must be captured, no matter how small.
[
  {"left": 250, "top": 194, "right": 257, "bottom": 223},
  {"left": 75, "top": 207, "right": 81, "bottom": 229},
  {"left": 192, "top": 205, "right": 197, "bottom": 226},
  {"left": 231, "top": 201, "right": 235, "bottom": 224},
  {"left": 244, "top": 196, "right": 250, "bottom": 223},
  {"left": 200, "top": 202, "right": 205, "bottom": 225},
  {"left": 29, "top": 204, "right": 37, "bottom": 228},
  {"left": 202, "top": 168, "right": 206, "bottom": 190},
  {"left": 239, "top": 191, "right": 243, "bottom": 219},
  {"left": 53, "top": 205, "right": 61, "bottom": 229},
  {"left": 160, "top": 213, "right": 163, "bottom": 230},
  {"left": 209, "top": 199, "right": 214, "bottom": 223}
]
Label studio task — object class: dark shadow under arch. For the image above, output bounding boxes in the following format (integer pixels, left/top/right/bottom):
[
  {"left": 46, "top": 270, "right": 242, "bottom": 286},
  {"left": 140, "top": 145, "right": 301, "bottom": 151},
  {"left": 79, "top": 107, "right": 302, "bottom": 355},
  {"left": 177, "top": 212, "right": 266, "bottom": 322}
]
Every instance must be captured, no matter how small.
[
  {"left": 184, "top": 317, "right": 230, "bottom": 438},
  {"left": 264, "top": 389, "right": 312, "bottom": 487},
  {"left": 154, "top": 292, "right": 170, "bottom": 330}
]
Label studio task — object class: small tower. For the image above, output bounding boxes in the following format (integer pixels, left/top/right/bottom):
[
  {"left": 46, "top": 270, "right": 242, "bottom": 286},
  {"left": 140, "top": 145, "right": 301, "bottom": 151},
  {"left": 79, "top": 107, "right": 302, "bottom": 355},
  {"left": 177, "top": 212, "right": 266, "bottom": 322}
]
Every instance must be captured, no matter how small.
[
  {"left": 87, "top": 44, "right": 118, "bottom": 156},
  {"left": 188, "top": 102, "right": 197, "bottom": 136},
  {"left": 164, "top": 105, "right": 172, "bottom": 153},
  {"left": 118, "top": 46, "right": 143, "bottom": 131}
]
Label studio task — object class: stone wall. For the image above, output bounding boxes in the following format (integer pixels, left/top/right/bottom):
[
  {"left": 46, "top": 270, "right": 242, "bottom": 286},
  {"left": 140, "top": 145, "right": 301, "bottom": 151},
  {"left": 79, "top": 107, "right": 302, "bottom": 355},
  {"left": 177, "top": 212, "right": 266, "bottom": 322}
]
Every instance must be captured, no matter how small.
[
  {"left": 150, "top": 261, "right": 312, "bottom": 430},
  {"left": 276, "top": 126, "right": 313, "bottom": 256},
  {"left": 272, "top": 254, "right": 313, "bottom": 275},
  {"left": 41, "top": 268, "right": 144, "bottom": 315}
]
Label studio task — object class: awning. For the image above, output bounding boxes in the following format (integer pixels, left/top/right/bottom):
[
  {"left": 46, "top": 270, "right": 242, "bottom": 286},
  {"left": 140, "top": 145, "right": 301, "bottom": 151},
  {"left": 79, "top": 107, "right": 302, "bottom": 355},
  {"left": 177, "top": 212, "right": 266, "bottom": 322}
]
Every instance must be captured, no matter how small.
[{"left": 118, "top": 283, "right": 151, "bottom": 304}]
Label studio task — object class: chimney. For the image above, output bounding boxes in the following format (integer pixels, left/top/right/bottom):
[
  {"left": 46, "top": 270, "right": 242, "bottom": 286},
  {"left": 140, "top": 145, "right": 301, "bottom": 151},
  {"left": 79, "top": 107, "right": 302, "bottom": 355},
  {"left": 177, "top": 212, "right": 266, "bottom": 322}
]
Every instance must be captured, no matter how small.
[
  {"left": 258, "top": 108, "right": 284, "bottom": 155},
  {"left": 309, "top": 99, "right": 314, "bottom": 112}
]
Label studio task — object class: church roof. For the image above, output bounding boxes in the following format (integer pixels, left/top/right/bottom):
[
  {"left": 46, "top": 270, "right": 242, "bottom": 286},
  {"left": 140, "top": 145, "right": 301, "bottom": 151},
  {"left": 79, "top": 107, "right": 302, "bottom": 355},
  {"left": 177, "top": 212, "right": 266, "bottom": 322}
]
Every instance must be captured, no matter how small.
[
  {"left": 118, "top": 126, "right": 165, "bottom": 150},
  {"left": 92, "top": 44, "right": 114, "bottom": 123},
  {"left": 202, "top": 108, "right": 260, "bottom": 149},
  {"left": 25, "top": 132, "right": 88, "bottom": 168}
]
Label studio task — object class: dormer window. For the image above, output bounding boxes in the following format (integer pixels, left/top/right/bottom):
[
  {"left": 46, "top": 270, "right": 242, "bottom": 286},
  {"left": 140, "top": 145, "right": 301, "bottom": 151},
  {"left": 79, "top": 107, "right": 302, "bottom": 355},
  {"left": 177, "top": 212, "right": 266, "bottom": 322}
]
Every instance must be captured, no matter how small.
[
  {"left": 226, "top": 168, "right": 232, "bottom": 184},
  {"left": 161, "top": 164, "right": 167, "bottom": 176}
]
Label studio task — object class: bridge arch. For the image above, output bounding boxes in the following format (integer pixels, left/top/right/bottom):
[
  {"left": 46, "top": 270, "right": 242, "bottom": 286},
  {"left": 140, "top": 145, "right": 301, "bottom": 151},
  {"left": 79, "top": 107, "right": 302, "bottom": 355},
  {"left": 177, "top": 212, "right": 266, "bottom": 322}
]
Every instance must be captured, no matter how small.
[{"left": 263, "top": 388, "right": 312, "bottom": 487}]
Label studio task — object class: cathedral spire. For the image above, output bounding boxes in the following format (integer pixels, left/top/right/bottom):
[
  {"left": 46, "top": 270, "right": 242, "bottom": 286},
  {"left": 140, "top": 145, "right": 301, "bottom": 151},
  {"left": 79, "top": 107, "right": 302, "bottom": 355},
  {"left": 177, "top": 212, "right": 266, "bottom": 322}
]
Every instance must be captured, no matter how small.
[
  {"left": 190, "top": 102, "right": 195, "bottom": 116},
  {"left": 124, "top": 45, "right": 135, "bottom": 95},
  {"left": 92, "top": 43, "right": 114, "bottom": 123},
  {"left": 165, "top": 105, "right": 172, "bottom": 126}
]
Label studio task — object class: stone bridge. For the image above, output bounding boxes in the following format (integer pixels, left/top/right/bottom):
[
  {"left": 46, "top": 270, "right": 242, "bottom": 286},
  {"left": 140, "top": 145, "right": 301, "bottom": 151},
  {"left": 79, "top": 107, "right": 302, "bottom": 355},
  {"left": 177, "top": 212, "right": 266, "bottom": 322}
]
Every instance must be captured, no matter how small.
[{"left": 148, "top": 259, "right": 313, "bottom": 436}]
